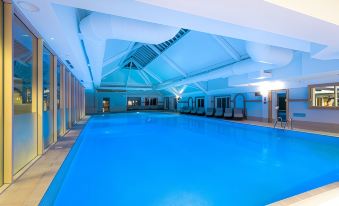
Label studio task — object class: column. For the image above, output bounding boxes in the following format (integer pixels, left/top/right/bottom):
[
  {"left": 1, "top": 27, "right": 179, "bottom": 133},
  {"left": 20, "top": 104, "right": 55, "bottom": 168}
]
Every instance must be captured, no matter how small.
[
  {"left": 52, "top": 56, "right": 57, "bottom": 142},
  {"left": 3, "top": 2, "right": 12, "bottom": 184},
  {"left": 36, "top": 39, "right": 43, "bottom": 155}
]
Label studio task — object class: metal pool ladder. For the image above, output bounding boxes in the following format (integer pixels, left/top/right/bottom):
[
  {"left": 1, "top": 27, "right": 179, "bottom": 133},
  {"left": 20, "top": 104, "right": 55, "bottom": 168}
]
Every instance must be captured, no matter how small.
[{"left": 274, "top": 117, "right": 293, "bottom": 130}]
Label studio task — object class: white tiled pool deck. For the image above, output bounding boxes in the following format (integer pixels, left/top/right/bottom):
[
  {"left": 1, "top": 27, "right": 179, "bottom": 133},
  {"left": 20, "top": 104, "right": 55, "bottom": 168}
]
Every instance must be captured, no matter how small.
[
  {"left": 0, "top": 114, "right": 338, "bottom": 206},
  {"left": 0, "top": 117, "right": 89, "bottom": 206}
]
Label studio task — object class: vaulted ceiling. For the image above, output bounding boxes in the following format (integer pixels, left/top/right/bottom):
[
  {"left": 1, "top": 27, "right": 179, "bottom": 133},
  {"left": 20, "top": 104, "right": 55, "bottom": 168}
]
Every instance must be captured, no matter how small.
[{"left": 13, "top": 0, "right": 339, "bottom": 95}]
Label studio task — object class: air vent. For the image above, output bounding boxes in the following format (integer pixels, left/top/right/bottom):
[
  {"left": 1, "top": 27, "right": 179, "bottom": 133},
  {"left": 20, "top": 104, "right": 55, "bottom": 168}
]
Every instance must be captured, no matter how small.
[{"left": 65, "top": 60, "right": 74, "bottom": 69}]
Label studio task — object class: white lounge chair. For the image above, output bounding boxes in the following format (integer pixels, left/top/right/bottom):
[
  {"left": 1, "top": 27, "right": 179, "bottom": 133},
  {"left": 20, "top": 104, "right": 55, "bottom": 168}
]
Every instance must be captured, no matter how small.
[
  {"left": 205, "top": 108, "right": 214, "bottom": 117},
  {"left": 190, "top": 107, "right": 197, "bottom": 114},
  {"left": 214, "top": 108, "right": 224, "bottom": 117},
  {"left": 224, "top": 108, "right": 233, "bottom": 118},
  {"left": 234, "top": 108, "right": 244, "bottom": 119},
  {"left": 197, "top": 107, "right": 205, "bottom": 115}
]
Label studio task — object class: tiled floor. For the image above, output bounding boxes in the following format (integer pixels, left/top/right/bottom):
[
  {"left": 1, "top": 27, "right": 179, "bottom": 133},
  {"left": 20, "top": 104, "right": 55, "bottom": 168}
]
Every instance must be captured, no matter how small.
[
  {"left": 0, "top": 117, "right": 89, "bottom": 206},
  {"left": 269, "top": 182, "right": 339, "bottom": 206}
]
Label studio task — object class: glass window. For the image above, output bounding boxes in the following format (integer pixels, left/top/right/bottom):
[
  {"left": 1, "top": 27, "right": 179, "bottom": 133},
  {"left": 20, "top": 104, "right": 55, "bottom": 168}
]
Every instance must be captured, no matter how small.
[
  {"left": 13, "top": 15, "right": 38, "bottom": 174},
  {"left": 65, "top": 70, "right": 69, "bottom": 130},
  {"left": 145, "top": 98, "right": 149, "bottom": 106},
  {"left": 311, "top": 85, "right": 336, "bottom": 107},
  {"left": 215, "top": 97, "right": 230, "bottom": 109},
  {"left": 336, "top": 86, "right": 339, "bottom": 107},
  {"left": 150, "top": 98, "right": 157, "bottom": 106},
  {"left": 57, "top": 62, "right": 61, "bottom": 109},
  {"left": 57, "top": 62, "right": 61, "bottom": 135},
  {"left": 197, "top": 98, "right": 204, "bottom": 107},
  {"left": 42, "top": 46, "right": 53, "bottom": 149},
  {"left": 127, "top": 97, "right": 141, "bottom": 107}
]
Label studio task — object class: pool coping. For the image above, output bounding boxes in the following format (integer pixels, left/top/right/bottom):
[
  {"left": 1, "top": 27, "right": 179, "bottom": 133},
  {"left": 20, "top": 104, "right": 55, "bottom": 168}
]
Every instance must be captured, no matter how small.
[
  {"left": 0, "top": 117, "right": 90, "bottom": 206},
  {"left": 268, "top": 181, "right": 339, "bottom": 205},
  {"left": 177, "top": 112, "right": 339, "bottom": 138}
]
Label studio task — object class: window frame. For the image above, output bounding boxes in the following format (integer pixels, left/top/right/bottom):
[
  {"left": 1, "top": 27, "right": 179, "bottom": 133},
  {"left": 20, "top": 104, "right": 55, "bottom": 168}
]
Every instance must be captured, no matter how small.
[{"left": 308, "top": 83, "right": 339, "bottom": 109}]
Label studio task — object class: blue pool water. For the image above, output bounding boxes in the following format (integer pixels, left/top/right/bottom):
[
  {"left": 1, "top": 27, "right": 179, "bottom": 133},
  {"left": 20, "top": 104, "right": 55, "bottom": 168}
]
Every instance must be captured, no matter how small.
[{"left": 41, "top": 113, "right": 339, "bottom": 206}]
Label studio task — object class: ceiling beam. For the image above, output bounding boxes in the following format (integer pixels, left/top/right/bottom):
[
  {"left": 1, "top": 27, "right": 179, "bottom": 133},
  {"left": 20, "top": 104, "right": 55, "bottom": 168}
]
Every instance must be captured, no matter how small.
[
  {"left": 148, "top": 45, "right": 186, "bottom": 76},
  {"left": 101, "top": 42, "right": 138, "bottom": 80},
  {"left": 143, "top": 68, "right": 163, "bottom": 83},
  {"left": 138, "top": 70, "right": 152, "bottom": 86},
  {"left": 125, "top": 64, "right": 132, "bottom": 89},
  {"left": 102, "top": 43, "right": 142, "bottom": 67},
  {"left": 167, "top": 88, "right": 179, "bottom": 96},
  {"left": 101, "top": 66, "right": 120, "bottom": 79},
  {"left": 194, "top": 82, "right": 208, "bottom": 94},
  {"left": 149, "top": 45, "right": 207, "bottom": 94},
  {"left": 212, "top": 35, "right": 241, "bottom": 61}
]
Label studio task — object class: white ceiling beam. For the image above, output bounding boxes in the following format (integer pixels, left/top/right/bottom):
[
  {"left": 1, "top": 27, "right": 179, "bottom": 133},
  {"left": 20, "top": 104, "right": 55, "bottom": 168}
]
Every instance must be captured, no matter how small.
[
  {"left": 118, "top": 42, "right": 136, "bottom": 66},
  {"left": 143, "top": 69, "right": 163, "bottom": 83},
  {"left": 103, "top": 43, "right": 142, "bottom": 67},
  {"left": 212, "top": 35, "right": 241, "bottom": 61},
  {"left": 101, "top": 42, "right": 138, "bottom": 80},
  {"left": 166, "top": 88, "right": 179, "bottom": 96},
  {"left": 101, "top": 66, "right": 120, "bottom": 79},
  {"left": 148, "top": 45, "right": 186, "bottom": 76},
  {"left": 138, "top": 70, "right": 152, "bottom": 86},
  {"left": 149, "top": 45, "right": 207, "bottom": 94},
  {"left": 194, "top": 82, "right": 208, "bottom": 94},
  {"left": 125, "top": 64, "right": 132, "bottom": 89},
  {"left": 99, "top": 86, "right": 152, "bottom": 91}
]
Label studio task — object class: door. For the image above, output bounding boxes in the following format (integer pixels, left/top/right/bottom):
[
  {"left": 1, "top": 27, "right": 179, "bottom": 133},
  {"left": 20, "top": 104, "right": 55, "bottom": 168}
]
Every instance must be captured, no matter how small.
[
  {"left": 102, "top": 98, "right": 110, "bottom": 112},
  {"left": 164, "top": 97, "right": 169, "bottom": 110},
  {"left": 270, "top": 90, "right": 289, "bottom": 122},
  {"left": 277, "top": 93, "right": 287, "bottom": 121}
]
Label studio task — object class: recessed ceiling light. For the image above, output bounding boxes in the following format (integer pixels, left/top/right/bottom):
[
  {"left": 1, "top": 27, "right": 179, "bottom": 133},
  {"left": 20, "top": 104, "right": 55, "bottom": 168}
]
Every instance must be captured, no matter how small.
[
  {"left": 17, "top": 1, "right": 40, "bottom": 12},
  {"left": 50, "top": 37, "right": 55, "bottom": 40}
]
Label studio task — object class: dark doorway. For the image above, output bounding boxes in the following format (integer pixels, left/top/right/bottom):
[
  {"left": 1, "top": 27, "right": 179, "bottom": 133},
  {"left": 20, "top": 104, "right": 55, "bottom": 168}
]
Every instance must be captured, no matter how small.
[
  {"left": 277, "top": 93, "right": 287, "bottom": 121},
  {"left": 102, "top": 97, "right": 110, "bottom": 113}
]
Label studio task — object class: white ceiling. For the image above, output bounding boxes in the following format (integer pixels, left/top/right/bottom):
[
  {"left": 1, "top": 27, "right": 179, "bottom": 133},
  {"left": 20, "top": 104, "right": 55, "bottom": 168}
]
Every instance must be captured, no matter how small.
[{"left": 13, "top": 0, "right": 339, "bottom": 92}]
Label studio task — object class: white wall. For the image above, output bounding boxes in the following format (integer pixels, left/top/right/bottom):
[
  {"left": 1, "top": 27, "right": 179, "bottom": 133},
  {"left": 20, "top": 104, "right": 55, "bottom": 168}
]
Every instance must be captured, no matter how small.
[
  {"left": 289, "top": 87, "right": 339, "bottom": 124},
  {"left": 85, "top": 90, "right": 166, "bottom": 114}
]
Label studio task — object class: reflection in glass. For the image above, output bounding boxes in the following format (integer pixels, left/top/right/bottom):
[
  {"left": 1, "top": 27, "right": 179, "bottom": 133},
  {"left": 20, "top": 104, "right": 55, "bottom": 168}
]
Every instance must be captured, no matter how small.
[
  {"left": 312, "top": 86, "right": 335, "bottom": 107},
  {"left": 57, "top": 62, "right": 61, "bottom": 135},
  {"left": 13, "top": 15, "right": 37, "bottom": 174},
  {"left": 43, "top": 47, "right": 53, "bottom": 148},
  {"left": 65, "top": 71, "right": 69, "bottom": 130}
]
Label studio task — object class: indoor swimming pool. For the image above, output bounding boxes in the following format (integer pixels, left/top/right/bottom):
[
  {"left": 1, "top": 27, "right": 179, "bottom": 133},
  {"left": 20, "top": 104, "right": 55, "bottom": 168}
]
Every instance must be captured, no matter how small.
[{"left": 41, "top": 113, "right": 339, "bottom": 206}]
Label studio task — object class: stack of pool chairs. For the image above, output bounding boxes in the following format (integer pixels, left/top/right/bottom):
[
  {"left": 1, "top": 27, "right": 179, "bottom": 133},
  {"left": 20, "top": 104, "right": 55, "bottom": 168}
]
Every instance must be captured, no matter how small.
[
  {"left": 179, "top": 106, "right": 244, "bottom": 120},
  {"left": 180, "top": 106, "right": 191, "bottom": 114},
  {"left": 202, "top": 107, "right": 245, "bottom": 120},
  {"left": 180, "top": 107, "right": 206, "bottom": 116}
]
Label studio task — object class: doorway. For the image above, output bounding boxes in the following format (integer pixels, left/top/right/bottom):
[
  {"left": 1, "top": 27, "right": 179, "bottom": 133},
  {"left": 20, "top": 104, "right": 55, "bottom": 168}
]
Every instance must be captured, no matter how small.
[
  {"left": 164, "top": 97, "right": 169, "bottom": 110},
  {"left": 102, "top": 98, "right": 110, "bottom": 112},
  {"left": 269, "top": 90, "right": 289, "bottom": 123}
]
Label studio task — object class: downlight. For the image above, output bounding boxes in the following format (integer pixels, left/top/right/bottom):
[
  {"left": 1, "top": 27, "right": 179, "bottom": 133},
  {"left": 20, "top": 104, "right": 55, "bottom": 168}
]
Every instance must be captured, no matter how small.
[{"left": 17, "top": 1, "right": 40, "bottom": 12}]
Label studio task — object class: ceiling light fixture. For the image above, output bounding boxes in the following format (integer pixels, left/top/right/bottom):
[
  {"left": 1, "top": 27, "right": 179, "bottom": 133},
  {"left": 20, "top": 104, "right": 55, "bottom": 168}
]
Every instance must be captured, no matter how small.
[
  {"left": 17, "top": 1, "right": 40, "bottom": 12},
  {"left": 50, "top": 37, "right": 55, "bottom": 40}
]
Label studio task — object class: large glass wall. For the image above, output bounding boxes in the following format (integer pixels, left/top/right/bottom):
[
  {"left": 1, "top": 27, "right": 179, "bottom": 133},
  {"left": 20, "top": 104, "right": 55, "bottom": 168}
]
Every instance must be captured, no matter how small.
[
  {"left": 42, "top": 47, "right": 53, "bottom": 149},
  {"left": 0, "top": 7, "right": 86, "bottom": 184},
  {"left": 65, "top": 70, "right": 69, "bottom": 130},
  {"left": 13, "top": 15, "right": 37, "bottom": 174},
  {"left": 57, "top": 61, "right": 61, "bottom": 135},
  {"left": 71, "top": 75, "right": 75, "bottom": 124}
]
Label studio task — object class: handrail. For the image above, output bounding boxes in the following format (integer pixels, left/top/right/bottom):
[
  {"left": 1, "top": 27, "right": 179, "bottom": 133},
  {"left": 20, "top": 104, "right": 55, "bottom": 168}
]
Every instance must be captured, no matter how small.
[{"left": 274, "top": 116, "right": 293, "bottom": 130}]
